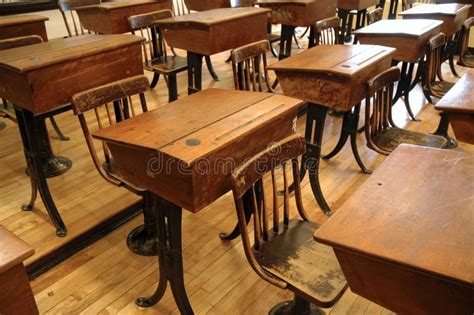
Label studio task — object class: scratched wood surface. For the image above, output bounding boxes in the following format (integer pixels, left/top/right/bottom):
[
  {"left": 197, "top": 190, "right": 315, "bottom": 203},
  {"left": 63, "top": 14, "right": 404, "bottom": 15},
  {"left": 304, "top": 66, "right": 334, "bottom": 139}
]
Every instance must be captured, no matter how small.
[
  {"left": 94, "top": 89, "right": 303, "bottom": 211},
  {"left": 267, "top": 44, "right": 395, "bottom": 110},
  {"left": 315, "top": 144, "right": 474, "bottom": 314},
  {"left": 0, "top": 7, "right": 473, "bottom": 314},
  {"left": 400, "top": 3, "right": 471, "bottom": 37},
  {"left": 0, "top": 15, "right": 48, "bottom": 41}
]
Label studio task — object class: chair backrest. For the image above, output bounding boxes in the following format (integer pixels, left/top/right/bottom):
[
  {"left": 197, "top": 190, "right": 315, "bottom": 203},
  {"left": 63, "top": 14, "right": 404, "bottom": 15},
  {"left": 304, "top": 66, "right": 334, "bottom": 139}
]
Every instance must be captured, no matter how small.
[
  {"left": 364, "top": 66, "right": 401, "bottom": 154},
  {"left": 315, "top": 17, "right": 341, "bottom": 45},
  {"left": 57, "top": 0, "right": 100, "bottom": 37},
  {"left": 0, "top": 35, "right": 42, "bottom": 51},
  {"left": 425, "top": 33, "right": 446, "bottom": 87},
  {"left": 173, "top": 0, "right": 189, "bottom": 16},
  {"left": 128, "top": 10, "right": 173, "bottom": 66},
  {"left": 71, "top": 75, "right": 150, "bottom": 186},
  {"left": 231, "top": 134, "right": 308, "bottom": 288},
  {"left": 231, "top": 40, "right": 273, "bottom": 92},
  {"left": 367, "top": 7, "right": 383, "bottom": 25},
  {"left": 459, "top": 17, "right": 473, "bottom": 63}
]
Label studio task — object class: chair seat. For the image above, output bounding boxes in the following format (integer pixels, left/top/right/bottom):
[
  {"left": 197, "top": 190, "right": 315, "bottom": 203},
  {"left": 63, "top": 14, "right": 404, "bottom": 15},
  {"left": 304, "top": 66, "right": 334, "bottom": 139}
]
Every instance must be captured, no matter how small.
[
  {"left": 373, "top": 127, "right": 447, "bottom": 152},
  {"left": 254, "top": 220, "right": 347, "bottom": 308},
  {"left": 458, "top": 55, "right": 474, "bottom": 68},
  {"left": 266, "top": 33, "right": 281, "bottom": 43},
  {"left": 427, "top": 80, "right": 455, "bottom": 99},
  {"left": 144, "top": 55, "right": 187, "bottom": 75}
]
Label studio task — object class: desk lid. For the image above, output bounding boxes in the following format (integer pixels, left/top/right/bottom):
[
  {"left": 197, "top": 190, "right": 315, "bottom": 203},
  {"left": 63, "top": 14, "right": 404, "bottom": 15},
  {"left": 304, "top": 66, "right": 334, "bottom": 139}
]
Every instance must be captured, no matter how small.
[
  {"left": 267, "top": 44, "right": 395, "bottom": 78},
  {"left": 0, "top": 225, "right": 34, "bottom": 273},
  {"left": 93, "top": 88, "right": 303, "bottom": 165},
  {"left": 155, "top": 7, "right": 270, "bottom": 27},
  {"left": 0, "top": 14, "right": 48, "bottom": 27},
  {"left": 399, "top": 3, "right": 471, "bottom": 16},
  {"left": 353, "top": 19, "right": 443, "bottom": 37},
  {"left": 315, "top": 144, "right": 474, "bottom": 286},
  {"left": 0, "top": 34, "right": 143, "bottom": 73},
  {"left": 435, "top": 73, "right": 474, "bottom": 113}
]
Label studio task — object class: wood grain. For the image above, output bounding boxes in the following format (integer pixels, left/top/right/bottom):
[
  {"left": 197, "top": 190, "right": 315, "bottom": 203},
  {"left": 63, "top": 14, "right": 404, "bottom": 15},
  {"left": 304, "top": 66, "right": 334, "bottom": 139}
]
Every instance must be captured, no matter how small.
[
  {"left": 0, "top": 15, "right": 48, "bottom": 41},
  {"left": 315, "top": 144, "right": 474, "bottom": 314}
]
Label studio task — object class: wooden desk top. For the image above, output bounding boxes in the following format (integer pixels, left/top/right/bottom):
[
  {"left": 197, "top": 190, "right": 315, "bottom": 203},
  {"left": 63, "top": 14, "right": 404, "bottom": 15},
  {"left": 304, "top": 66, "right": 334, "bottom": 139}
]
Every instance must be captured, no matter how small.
[
  {"left": 75, "top": 0, "right": 164, "bottom": 12},
  {"left": 337, "top": 0, "right": 379, "bottom": 11},
  {"left": 267, "top": 45, "right": 395, "bottom": 109},
  {"left": 156, "top": 7, "right": 269, "bottom": 27},
  {"left": 93, "top": 88, "right": 303, "bottom": 211},
  {"left": 0, "top": 34, "right": 142, "bottom": 73},
  {"left": 0, "top": 34, "right": 144, "bottom": 114},
  {"left": 400, "top": 3, "right": 471, "bottom": 16},
  {"left": 0, "top": 15, "right": 48, "bottom": 27},
  {"left": 315, "top": 144, "right": 474, "bottom": 287},
  {"left": 353, "top": 19, "right": 443, "bottom": 38},
  {"left": 0, "top": 226, "right": 34, "bottom": 274},
  {"left": 353, "top": 19, "right": 443, "bottom": 62},
  {"left": 436, "top": 0, "right": 474, "bottom": 17},
  {"left": 435, "top": 72, "right": 474, "bottom": 113}
]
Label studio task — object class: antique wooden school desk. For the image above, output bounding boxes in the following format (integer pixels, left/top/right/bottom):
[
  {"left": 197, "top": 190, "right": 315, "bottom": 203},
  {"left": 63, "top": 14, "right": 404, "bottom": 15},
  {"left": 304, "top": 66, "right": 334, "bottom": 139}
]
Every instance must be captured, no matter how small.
[
  {"left": 92, "top": 88, "right": 303, "bottom": 314},
  {"left": 268, "top": 44, "right": 395, "bottom": 215},
  {"left": 400, "top": 3, "right": 472, "bottom": 77},
  {"left": 435, "top": 71, "right": 474, "bottom": 145},
  {"left": 315, "top": 144, "right": 473, "bottom": 314},
  {"left": 255, "top": 0, "right": 336, "bottom": 59},
  {"left": 353, "top": 19, "right": 442, "bottom": 121},
  {"left": 156, "top": 7, "right": 269, "bottom": 94},
  {"left": 0, "top": 34, "right": 143, "bottom": 236},
  {"left": 75, "top": 0, "right": 172, "bottom": 34},
  {"left": 0, "top": 15, "right": 48, "bottom": 41}
]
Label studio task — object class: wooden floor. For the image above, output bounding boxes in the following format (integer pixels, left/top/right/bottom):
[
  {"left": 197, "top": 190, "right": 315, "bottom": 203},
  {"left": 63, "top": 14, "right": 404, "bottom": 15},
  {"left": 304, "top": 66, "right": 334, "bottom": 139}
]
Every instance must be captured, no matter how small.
[{"left": 1, "top": 7, "right": 473, "bottom": 315}]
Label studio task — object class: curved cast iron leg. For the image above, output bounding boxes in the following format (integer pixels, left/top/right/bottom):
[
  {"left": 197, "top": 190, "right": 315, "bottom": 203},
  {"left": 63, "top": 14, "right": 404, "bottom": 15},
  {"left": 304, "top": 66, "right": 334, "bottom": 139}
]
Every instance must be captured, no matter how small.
[
  {"left": 150, "top": 73, "right": 160, "bottom": 89},
  {"left": 21, "top": 176, "right": 38, "bottom": 211},
  {"left": 136, "top": 197, "right": 193, "bottom": 314},
  {"left": 205, "top": 56, "right": 219, "bottom": 81},
  {"left": 127, "top": 191, "right": 158, "bottom": 256},
  {"left": 349, "top": 105, "right": 372, "bottom": 174},
  {"left": 322, "top": 111, "right": 350, "bottom": 160},
  {"left": 432, "top": 112, "right": 458, "bottom": 149},
  {"left": 15, "top": 108, "right": 68, "bottom": 237},
  {"left": 306, "top": 104, "right": 332, "bottom": 216},
  {"left": 187, "top": 52, "right": 203, "bottom": 95},
  {"left": 49, "top": 117, "right": 69, "bottom": 141}
]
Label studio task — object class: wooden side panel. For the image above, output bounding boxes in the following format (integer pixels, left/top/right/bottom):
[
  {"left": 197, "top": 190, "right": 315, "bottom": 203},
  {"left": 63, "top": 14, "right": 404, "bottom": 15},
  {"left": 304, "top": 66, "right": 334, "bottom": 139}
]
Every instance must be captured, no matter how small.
[
  {"left": 0, "top": 264, "right": 39, "bottom": 315},
  {"left": 261, "top": 0, "right": 336, "bottom": 27},
  {"left": 163, "top": 13, "right": 267, "bottom": 55},
  {"left": 334, "top": 249, "right": 473, "bottom": 314},
  {"left": 402, "top": 10, "right": 468, "bottom": 37},
  {"left": 450, "top": 112, "right": 474, "bottom": 144},
  {"left": 185, "top": 0, "right": 231, "bottom": 11},
  {"left": 0, "top": 68, "right": 34, "bottom": 109},
  {"left": 25, "top": 43, "right": 143, "bottom": 114},
  {"left": 357, "top": 35, "right": 424, "bottom": 63},
  {"left": 0, "top": 22, "right": 48, "bottom": 41}
]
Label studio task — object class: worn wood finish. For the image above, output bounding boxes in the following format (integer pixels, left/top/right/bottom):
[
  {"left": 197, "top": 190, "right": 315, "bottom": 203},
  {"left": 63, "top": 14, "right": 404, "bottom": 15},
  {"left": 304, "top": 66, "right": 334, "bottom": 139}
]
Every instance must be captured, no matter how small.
[
  {"left": 184, "top": 0, "right": 231, "bottom": 11},
  {"left": 0, "top": 35, "right": 42, "bottom": 51},
  {"left": 353, "top": 19, "right": 443, "bottom": 63},
  {"left": 337, "top": 0, "right": 378, "bottom": 11},
  {"left": 268, "top": 44, "right": 395, "bottom": 110},
  {"left": 315, "top": 144, "right": 474, "bottom": 314},
  {"left": 93, "top": 88, "right": 303, "bottom": 212},
  {"left": 0, "top": 226, "right": 38, "bottom": 315},
  {"left": 435, "top": 72, "right": 474, "bottom": 144},
  {"left": 400, "top": 3, "right": 471, "bottom": 37},
  {"left": 75, "top": 0, "right": 172, "bottom": 34},
  {"left": 256, "top": 0, "right": 336, "bottom": 27},
  {"left": 156, "top": 7, "right": 269, "bottom": 55},
  {"left": 458, "top": 17, "right": 473, "bottom": 67},
  {"left": 0, "top": 34, "right": 143, "bottom": 114},
  {"left": 0, "top": 15, "right": 48, "bottom": 41},
  {"left": 436, "top": 0, "right": 474, "bottom": 17}
]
